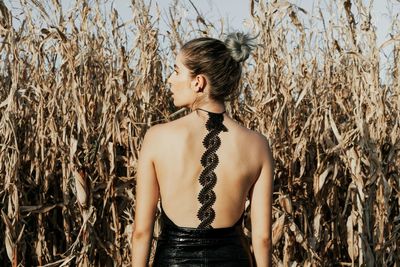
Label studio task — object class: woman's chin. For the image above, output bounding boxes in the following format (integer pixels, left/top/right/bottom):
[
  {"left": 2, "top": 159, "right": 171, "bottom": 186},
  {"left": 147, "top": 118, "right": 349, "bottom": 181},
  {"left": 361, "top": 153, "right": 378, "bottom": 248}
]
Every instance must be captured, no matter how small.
[
  {"left": 173, "top": 102, "right": 184, "bottom": 108},
  {"left": 172, "top": 100, "right": 187, "bottom": 108},
  {"left": 172, "top": 98, "right": 180, "bottom": 107}
]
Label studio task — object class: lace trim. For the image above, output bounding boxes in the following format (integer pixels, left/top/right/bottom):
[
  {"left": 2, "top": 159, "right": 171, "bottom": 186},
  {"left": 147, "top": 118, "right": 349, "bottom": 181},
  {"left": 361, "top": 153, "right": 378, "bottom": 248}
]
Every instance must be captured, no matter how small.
[{"left": 196, "top": 111, "right": 228, "bottom": 229}]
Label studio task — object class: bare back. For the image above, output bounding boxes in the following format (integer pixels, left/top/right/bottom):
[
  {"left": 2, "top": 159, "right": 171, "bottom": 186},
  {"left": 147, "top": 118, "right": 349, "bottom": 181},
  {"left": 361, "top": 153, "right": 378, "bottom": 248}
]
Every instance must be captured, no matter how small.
[{"left": 152, "top": 111, "right": 265, "bottom": 228}]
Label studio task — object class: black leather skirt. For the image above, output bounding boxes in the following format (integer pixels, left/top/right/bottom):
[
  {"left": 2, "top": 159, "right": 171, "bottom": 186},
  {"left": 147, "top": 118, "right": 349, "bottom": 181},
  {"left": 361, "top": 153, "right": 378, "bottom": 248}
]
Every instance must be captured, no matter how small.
[{"left": 152, "top": 209, "right": 254, "bottom": 266}]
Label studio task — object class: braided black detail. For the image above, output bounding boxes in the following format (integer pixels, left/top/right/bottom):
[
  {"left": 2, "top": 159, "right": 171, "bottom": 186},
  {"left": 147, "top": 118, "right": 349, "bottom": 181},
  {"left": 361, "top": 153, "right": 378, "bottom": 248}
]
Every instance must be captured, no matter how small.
[{"left": 197, "top": 111, "right": 228, "bottom": 229}]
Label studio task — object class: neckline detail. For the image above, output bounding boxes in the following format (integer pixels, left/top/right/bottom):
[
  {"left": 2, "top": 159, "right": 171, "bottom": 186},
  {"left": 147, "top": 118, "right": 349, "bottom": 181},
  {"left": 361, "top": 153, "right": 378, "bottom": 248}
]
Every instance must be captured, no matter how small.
[{"left": 195, "top": 108, "right": 226, "bottom": 115}]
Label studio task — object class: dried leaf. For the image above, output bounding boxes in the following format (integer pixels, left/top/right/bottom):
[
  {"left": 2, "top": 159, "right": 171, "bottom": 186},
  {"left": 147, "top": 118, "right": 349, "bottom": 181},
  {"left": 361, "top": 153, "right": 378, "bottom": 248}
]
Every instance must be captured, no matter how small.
[
  {"left": 279, "top": 194, "right": 293, "bottom": 215},
  {"left": 313, "top": 166, "right": 333, "bottom": 196},
  {"left": 346, "top": 212, "right": 359, "bottom": 260},
  {"left": 74, "top": 169, "right": 89, "bottom": 209},
  {"left": 272, "top": 214, "right": 285, "bottom": 245}
]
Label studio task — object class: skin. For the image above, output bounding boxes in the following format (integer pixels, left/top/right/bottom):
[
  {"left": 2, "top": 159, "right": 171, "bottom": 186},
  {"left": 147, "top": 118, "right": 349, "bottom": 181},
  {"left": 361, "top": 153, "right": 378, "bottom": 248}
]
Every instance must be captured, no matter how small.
[{"left": 131, "top": 52, "right": 274, "bottom": 266}]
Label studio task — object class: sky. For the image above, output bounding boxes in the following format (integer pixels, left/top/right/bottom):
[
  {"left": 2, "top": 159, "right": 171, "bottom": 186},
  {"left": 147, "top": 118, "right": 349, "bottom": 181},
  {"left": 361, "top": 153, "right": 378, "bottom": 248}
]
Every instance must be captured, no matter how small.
[
  {"left": 4, "top": 0, "right": 399, "bottom": 46},
  {"left": 4, "top": 0, "right": 400, "bottom": 78},
  {"left": 111, "top": 0, "right": 399, "bottom": 78},
  {"left": 111, "top": 0, "right": 399, "bottom": 47}
]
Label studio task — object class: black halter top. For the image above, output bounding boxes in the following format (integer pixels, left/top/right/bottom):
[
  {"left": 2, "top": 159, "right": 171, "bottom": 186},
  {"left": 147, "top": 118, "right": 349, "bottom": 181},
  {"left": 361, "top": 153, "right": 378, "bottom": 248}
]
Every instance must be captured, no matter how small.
[{"left": 195, "top": 108, "right": 228, "bottom": 229}]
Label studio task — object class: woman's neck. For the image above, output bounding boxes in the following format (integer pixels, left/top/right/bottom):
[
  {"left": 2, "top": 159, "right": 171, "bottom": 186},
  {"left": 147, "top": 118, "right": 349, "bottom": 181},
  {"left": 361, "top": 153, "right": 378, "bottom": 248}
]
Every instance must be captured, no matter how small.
[{"left": 190, "top": 101, "right": 225, "bottom": 114}]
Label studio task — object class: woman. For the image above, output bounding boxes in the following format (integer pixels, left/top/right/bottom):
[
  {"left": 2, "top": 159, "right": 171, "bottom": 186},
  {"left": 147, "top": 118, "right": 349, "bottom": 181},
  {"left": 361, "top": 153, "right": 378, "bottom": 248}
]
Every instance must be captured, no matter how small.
[{"left": 131, "top": 32, "right": 274, "bottom": 266}]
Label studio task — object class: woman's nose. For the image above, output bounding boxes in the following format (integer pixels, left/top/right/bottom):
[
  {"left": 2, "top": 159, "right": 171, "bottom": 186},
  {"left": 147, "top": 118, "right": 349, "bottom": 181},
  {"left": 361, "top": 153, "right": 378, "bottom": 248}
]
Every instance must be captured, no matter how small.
[{"left": 167, "top": 73, "right": 173, "bottom": 84}]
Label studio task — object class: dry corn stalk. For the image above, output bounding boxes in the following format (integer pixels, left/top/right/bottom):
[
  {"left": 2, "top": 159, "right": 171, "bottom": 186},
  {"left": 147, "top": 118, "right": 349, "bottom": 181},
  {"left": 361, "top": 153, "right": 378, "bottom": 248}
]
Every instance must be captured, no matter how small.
[{"left": 0, "top": 0, "right": 399, "bottom": 266}]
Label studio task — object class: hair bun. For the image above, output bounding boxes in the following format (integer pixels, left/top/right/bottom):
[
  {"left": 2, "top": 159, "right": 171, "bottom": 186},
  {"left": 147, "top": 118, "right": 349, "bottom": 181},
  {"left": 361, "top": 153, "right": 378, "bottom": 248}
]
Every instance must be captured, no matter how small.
[{"left": 224, "top": 32, "right": 256, "bottom": 63}]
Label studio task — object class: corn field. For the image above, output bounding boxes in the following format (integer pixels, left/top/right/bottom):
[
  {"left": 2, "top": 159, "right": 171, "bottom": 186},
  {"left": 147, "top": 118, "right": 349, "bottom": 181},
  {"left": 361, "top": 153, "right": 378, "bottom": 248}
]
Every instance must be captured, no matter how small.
[{"left": 0, "top": 0, "right": 399, "bottom": 266}]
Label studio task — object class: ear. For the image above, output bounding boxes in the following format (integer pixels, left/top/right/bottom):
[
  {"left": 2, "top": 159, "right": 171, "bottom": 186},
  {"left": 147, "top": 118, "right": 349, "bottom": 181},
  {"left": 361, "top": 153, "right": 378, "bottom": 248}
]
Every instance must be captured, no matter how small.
[{"left": 193, "top": 75, "right": 207, "bottom": 93}]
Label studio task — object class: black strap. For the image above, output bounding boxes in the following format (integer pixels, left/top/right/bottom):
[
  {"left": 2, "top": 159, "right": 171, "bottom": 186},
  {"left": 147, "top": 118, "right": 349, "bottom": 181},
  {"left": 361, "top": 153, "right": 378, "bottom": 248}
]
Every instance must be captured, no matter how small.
[
  {"left": 196, "top": 108, "right": 226, "bottom": 115},
  {"left": 195, "top": 109, "right": 228, "bottom": 229}
]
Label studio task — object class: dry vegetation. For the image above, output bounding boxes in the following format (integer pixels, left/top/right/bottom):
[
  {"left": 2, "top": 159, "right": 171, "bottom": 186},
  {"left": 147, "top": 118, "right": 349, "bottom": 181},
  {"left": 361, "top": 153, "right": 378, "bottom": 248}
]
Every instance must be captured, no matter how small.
[{"left": 0, "top": 0, "right": 399, "bottom": 266}]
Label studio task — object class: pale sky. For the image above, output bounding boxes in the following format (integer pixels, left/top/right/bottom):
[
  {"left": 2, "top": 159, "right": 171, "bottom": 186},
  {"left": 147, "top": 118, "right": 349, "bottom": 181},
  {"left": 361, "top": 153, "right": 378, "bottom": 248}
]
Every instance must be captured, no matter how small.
[
  {"left": 112, "top": 0, "right": 399, "bottom": 46},
  {"left": 111, "top": 0, "right": 399, "bottom": 80},
  {"left": 4, "top": 0, "right": 399, "bottom": 78},
  {"left": 5, "top": 0, "right": 399, "bottom": 46}
]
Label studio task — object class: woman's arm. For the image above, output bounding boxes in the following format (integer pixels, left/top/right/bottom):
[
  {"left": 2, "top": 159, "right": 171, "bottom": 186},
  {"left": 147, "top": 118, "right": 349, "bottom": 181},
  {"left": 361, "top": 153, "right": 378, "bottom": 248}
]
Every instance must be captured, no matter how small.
[
  {"left": 250, "top": 135, "right": 274, "bottom": 267},
  {"left": 131, "top": 126, "right": 160, "bottom": 267}
]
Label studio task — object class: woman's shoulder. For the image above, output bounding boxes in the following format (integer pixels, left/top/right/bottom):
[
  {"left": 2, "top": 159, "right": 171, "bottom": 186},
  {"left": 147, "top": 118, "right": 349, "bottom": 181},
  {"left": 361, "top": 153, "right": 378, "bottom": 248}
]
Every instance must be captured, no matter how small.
[
  {"left": 227, "top": 118, "right": 269, "bottom": 145},
  {"left": 143, "top": 114, "right": 189, "bottom": 140},
  {"left": 233, "top": 122, "right": 271, "bottom": 159},
  {"left": 249, "top": 129, "right": 270, "bottom": 146}
]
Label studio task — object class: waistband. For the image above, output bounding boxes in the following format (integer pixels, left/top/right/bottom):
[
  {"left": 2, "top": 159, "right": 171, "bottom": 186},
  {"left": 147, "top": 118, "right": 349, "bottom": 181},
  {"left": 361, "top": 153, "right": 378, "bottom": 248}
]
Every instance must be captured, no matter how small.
[{"left": 159, "top": 208, "right": 245, "bottom": 239}]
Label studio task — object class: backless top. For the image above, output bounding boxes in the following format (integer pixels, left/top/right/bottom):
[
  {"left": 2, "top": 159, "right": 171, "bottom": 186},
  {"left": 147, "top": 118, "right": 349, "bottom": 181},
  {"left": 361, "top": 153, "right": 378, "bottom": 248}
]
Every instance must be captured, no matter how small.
[
  {"left": 195, "top": 108, "right": 228, "bottom": 229},
  {"left": 153, "top": 109, "right": 254, "bottom": 266}
]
